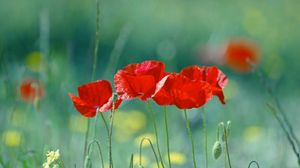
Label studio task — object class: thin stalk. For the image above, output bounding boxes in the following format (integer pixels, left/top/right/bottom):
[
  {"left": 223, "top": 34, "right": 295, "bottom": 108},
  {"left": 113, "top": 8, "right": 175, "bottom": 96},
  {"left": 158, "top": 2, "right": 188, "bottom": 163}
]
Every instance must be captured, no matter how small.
[
  {"left": 139, "top": 138, "right": 160, "bottom": 168},
  {"left": 147, "top": 101, "right": 165, "bottom": 168},
  {"left": 256, "top": 68, "right": 300, "bottom": 151},
  {"left": 164, "top": 106, "right": 171, "bottom": 168},
  {"left": 108, "top": 103, "right": 116, "bottom": 168},
  {"left": 202, "top": 108, "right": 208, "bottom": 168},
  {"left": 86, "top": 140, "right": 105, "bottom": 168},
  {"left": 183, "top": 110, "right": 197, "bottom": 168},
  {"left": 248, "top": 161, "right": 260, "bottom": 168},
  {"left": 223, "top": 126, "right": 232, "bottom": 168},
  {"left": 267, "top": 103, "right": 300, "bottom": 166},
  {"left": 100, "top": 112, "right": 109, "bottom": 135},
  {"left": 83, "top": 0, "right": 101, "bottom": 161},
  {"left": 129, "top": 154, "right": 134, "bottom": 168}
]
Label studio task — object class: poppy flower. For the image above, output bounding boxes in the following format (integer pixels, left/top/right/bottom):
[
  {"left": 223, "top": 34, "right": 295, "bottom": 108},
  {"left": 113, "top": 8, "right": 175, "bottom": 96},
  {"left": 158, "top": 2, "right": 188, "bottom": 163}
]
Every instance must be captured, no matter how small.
[
  {"left": 180, "top": 66, "right": 228, "bottom": 104},
  {"left": 68, "top": 80, "right": 122, "bottom": 118},
  {"left": 225, "top": 39, "right": 260, "bottom": 73},
  {"left": 114, "top": 60, "right": 166, "bottom": 101},
  {"left": 152, "top": 74, "right": 212, "bottom": 109},
  {"left": 20, "top": 79, "right": 45, "bottom": 102}
]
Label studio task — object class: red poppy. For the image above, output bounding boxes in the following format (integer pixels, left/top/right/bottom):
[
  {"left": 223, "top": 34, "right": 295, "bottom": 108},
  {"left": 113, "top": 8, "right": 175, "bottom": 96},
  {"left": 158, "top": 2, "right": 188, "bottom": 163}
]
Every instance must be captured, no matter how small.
[
  {"left": 225, "top": 39, "right": 260, "bottom": 73},
  {"left": 180, "top": 66, "right": 228, "bottom": 104},
  {"left": 20, "top": 79, "right": 45, "bottom": 102},
  {"left": 114, "top": 60, "right": 166, "bottom": 101},
  {"left": 68, "top": 80, "right": 122, "bottom": 118},
  {"left": 152, "top": 74, "right": 212, "bottom": 109}
]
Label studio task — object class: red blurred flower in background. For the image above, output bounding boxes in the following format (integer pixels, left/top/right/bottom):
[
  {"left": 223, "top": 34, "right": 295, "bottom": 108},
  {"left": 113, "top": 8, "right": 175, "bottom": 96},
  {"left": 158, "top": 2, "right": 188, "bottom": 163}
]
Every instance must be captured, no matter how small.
[
  {"left": 180, "top": 66, "right": 228, "bottom": 104},
  {"left": 20, "top": 79, "right": 45, "bottom": 102},
  {"left": 68, "top": 80, "right": 122, "bottom": 118},
  {"left": 114, "top": 60, "right": 167, "bottom": 101},
  {"left": 152, "top": 74, "right": 212, "bottom": 109},
  {"left": 225, "top": 39, "right": 260, "bottom": 73}
]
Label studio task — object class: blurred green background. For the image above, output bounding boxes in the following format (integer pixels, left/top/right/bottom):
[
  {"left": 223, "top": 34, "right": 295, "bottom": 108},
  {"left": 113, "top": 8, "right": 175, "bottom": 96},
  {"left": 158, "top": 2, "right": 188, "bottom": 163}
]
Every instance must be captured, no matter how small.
[{"left": 1, "top": 0, "right": 300, "bottom": 167}]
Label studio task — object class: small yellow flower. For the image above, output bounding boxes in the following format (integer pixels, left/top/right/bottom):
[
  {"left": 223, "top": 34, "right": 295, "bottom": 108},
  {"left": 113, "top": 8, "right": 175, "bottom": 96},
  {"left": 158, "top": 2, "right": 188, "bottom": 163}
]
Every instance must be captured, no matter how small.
[
  {"left": 26, "top": 51, "right": 43, "bottom": 72},
  {"left": 243, "top": 126, "right": 264, "bottom": 143},
  {"left": 43, "top": 149, "right": 60, "bottom": 168},
  {"left": 135, "top": 133, "right": 156, "bottom": 147},
  {"left": 2, "top": 130, "right": 21, "bottom": 147},
  {"left": 165, "top": 152, "right": 186, "bottom": 165},
  {"left": 68, "top": 115, "right": 88, "bottom": 133}
]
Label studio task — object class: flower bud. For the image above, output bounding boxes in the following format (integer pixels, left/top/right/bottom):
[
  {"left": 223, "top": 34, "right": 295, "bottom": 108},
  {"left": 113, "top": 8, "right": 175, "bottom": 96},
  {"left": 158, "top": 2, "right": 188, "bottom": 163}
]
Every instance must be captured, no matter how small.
[{"left": 212, "top": 141, "right": 222, "bottom": 160}]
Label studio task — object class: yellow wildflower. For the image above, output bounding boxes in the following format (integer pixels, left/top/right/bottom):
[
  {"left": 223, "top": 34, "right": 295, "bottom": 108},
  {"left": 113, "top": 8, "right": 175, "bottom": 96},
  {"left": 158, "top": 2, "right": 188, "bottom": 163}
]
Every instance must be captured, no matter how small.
[
  {"left": 2, "top": 130, "right": 21, "bottom": 147},
  {"left": 165, "top": 152, "right": 186, "bottom": 165}
]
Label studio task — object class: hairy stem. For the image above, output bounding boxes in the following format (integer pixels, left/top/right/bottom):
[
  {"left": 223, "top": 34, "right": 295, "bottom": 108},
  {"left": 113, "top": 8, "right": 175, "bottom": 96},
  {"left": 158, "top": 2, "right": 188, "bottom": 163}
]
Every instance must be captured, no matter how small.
[
  {"left": 183, "top": 110, "right": 197, "bottom": 168},
  {"left": 223, "top": 126, "right": 232, "bottom": 168},
  {"left": 83, "top": 0, "right": 101, "bottom": 161},
  {"left": 85, "top": 140, "right": 105, "bottom": 168},
  {"left": 267, "top": 103, "right": 300, "bottom": 166},
  {"left": 203, "top": 108, "right": 208, "bottom": 168},
  {"left": 164, "top": 106, "right": 171, "bottom": 168},
  {"left": 108, "top": 104, "right": 116, "bottom": 168},
  {"left": 139, "top": 138, "right": 160, "bottom": 168},
  {"left": 147, "top": 101, "right": 165, "bottom": 168},
  {"left": 248, "top": 160, "right": 260, "bottom": 168}
]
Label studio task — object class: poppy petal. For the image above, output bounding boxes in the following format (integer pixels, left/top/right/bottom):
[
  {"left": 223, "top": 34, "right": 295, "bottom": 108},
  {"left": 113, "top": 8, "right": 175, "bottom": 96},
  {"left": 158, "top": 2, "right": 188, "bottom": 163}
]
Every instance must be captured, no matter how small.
[
  {"left": 181, "top": 66, "right": 228, "bottom": 104},
  {"left": 68, "top": 93, "right": 97, "bottom": 118},
  {"left": 98, "top": 97, "right": 122, "bottom": 112},
  {"left": 153, "top": 74, "right": 213, "bottom": 109},
  {"left": 114, "top": 60, "right": 166, "bottom": 101},
  {"left": 78, "top": 80, "right": 113, "bottom": 107}
]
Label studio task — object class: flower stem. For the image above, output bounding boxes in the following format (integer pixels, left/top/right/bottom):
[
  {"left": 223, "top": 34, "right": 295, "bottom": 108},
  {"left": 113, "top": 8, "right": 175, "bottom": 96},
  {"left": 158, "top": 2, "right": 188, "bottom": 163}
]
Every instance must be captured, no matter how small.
[
  {"left": 83, "top": 0, "right": 101, "bottom": 162},
  {"left": 223, "top": 126, "right": 232, "bottom": 168},
  {"left": 183, "top": 110, "right": 197, "bottom": 168},
  {"left": 202, "top": 108, "right": 208, "bottom": 168},
  {"left": 109, "top": 105, "right": 116, "bottom": 168},
  {"left": 164, "top": 106, "right": 171, "bottom": 168},
  {"left": 267, "top": 103, "right": 300, "bottom": 166},
  {"left": 139, "top": 138, "right": 161, "bottom": 168},
  {"left": 147, "top": 101, "right": 165, "bottom": 168}
]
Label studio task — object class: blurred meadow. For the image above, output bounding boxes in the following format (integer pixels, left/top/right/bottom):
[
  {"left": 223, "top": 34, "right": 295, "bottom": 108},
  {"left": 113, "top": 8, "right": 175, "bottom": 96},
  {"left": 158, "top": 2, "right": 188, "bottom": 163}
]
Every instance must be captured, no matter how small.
[{"left": 1, "top": 0, "right": 300, "bottom": 167}]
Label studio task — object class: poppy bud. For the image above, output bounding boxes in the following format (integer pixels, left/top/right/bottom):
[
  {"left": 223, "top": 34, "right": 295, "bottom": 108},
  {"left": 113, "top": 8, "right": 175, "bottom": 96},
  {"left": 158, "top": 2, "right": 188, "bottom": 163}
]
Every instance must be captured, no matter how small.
[{"left": 212, "top": 141, "right": 222, "bottom": 160}]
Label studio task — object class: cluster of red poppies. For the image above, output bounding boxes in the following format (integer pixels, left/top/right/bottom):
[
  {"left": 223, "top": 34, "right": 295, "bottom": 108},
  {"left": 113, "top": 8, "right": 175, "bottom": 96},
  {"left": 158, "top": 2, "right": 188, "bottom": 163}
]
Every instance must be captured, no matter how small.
[{"left": 69, "top": 60, "right": 228, "bottom": 117}]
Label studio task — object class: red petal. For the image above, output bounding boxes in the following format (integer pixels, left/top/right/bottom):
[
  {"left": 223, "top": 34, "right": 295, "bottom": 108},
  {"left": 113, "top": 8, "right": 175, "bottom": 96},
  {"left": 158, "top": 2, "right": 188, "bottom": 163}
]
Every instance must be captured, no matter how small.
[
  {"left": 152, "top": 75, "right": 174, "bottom": 106},
  {"left": 20, "top": 79, "right": 45, "bottom": 102},
  {"left": 78, "top": 80, "right": 112, "bottom": 107},
  {"left": 114, "top": 60, "right": 166, "bottom": 101},
  {"left": 153, "top": 74, "right": 213, "bottom": 109},
  {"left": 181, "top": 66, "right": 228, "bottom": 104},
  {"left": 225, "top": 39, "right": 260, "bottom": 73},
  {"left": 98, "top": 97, "right": 122, "bottom": 112},
  {"left": 68, "top": 93, "right": 96, "bottom": 118}
]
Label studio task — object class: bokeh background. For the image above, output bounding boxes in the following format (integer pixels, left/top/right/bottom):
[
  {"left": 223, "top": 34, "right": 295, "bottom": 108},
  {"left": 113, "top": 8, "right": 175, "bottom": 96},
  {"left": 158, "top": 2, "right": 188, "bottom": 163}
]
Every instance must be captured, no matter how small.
[{"left": 1, "top": 0, "right": 300, "bottom": 167}]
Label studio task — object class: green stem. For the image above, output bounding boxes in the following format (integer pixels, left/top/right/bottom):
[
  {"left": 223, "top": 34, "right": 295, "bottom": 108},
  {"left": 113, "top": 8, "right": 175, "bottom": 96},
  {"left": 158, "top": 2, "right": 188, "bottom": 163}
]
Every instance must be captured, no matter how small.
[
  {"left": 86, "top": 140, "right": 105, "bottom": 168},
  {"left": 83, "top": 120, "right": 91, "bottom": 161},
  {"left": 147, "top": 101, "right": 165, "bottom": 168},
  {"left": 139, "top": 138, "right": 160, "bottom": 168},
  {"left": 267, "top": 103, "right": 300, "bottom": 166},
  {"left": 109, "top": 104, "right": 116, "bottom": 168},
  {"left": 203, "top": 108, "right": 208, "bottom": 168},
  {"left": 129, "top": 154, "right": 134, "bottom": 168},
  {"left": 83, "top": 0, "right": 101, "bottom": 162},
  {"left": 183, "top": 110, "right": 197, "bottom": 168},
  {"left": 223, "top": 126, "right": 232, "bottom": 168},
  {"left": 164, "top": 106, "right": 171, "bottom": 168}
]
